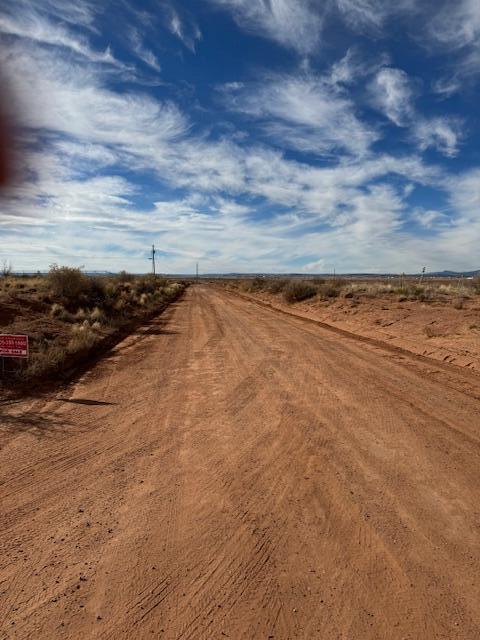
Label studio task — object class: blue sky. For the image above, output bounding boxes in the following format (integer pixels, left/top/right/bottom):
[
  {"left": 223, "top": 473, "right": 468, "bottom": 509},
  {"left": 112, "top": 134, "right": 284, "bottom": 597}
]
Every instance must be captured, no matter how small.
[{"left": 0, "top": 0, "right": 480, "bottom": 273}]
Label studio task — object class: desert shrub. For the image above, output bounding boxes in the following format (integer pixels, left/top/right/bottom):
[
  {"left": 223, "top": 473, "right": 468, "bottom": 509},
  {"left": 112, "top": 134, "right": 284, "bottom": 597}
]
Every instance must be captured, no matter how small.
[
  {"left": 115, "top": 270, "right": 136, "bottom": 283},
  {"left": 161, "top": 283, "right": 184, "bottom": 301},
  {"left": 472, "top": 278, "right": 480, "bottom": 294},
  {"left": 412, "top": 285, "right": 425, "bottom": 298},
  {"left": 453, "top": 298, "right": 464, "bottom": 310},
  {"left": 283, "top": 281, "right": 317, "bottom": 303},
  {"left": 423, "top": 324, "right": 444, "bottom": 338},
  {"left": 243, "top": 276, "right": 267, "bottom": 293},
  {"left": 267, "top": 279, "right": 289, "bottom": 294},
  {"left": 311, "top": 277, "right": 326, "bottom": 285},
  {"left": 393, "top": 284, "right": 432, "bottom": 301},
  {"left": 87, "top": 277, "right": 107, "bottom": 305},
  {"left": 47, "top": 264, "right": 90, "bottom": 300},
  {"left": 316, "top": 279, "right": 346, "bottom": 299},
  {"left": 135, "top": 275, "right": 158, "bottom": 295},
  {"left": 103, "top": 282, "right": 119, "bottom": 305},
  {"left": 241, "top": 277, "right": 267, "bottom": 292},
  {"left": 318, "top": 284, "right": 341, "bottom": 298}
]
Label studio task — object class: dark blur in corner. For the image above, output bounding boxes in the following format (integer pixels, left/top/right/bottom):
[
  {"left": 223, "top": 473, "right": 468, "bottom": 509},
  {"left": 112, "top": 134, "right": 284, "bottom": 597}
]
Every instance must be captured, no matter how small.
[{"left": 0, "top": 67, "right": 15, "bottom": 189}]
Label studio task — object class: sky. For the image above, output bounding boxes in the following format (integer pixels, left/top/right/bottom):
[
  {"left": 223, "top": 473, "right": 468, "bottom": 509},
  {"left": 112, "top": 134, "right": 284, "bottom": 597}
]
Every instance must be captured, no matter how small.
[{"left": 0, "top": 0, "right": 480, "bottom": 274}]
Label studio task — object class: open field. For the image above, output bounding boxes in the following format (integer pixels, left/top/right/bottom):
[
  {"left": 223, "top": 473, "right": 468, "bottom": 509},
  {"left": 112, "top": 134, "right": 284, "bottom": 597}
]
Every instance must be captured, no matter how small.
[
  {"left": 224, "top": 276, "right": 480, "bottom": 374},
  {"left": 1, "top": 285, "right": 480, "bottom": 639}
]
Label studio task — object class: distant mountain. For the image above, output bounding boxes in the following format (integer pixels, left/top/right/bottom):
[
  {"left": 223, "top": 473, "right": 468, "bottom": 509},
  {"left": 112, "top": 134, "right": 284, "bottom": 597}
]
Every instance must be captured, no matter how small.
[{"left": 426, "top": 270, "right": 480, "bottom": 278}]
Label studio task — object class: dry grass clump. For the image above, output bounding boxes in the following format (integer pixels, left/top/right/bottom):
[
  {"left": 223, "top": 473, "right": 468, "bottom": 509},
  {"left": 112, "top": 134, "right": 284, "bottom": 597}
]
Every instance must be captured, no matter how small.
[
  {"left": 437, "top": 284, "right": 470, "bottom": 297},
  {"left": 50, "top": 302, "right": 73, "bottom": 321},
  {"left": 452, "top": 298, "right": 464, "bottom": 310},
  {"left": 283, "top": 281, "right": 317, "bottom": 303},
  {"left": 67, "top": 324, "right": 98, "bottom": 354},
  {"left": 240, "top": 276, "right": 268, "bottom": 293},
  {"left": 26, "top": 343, "right": 67, "bottom": 378},
  {"left": 90, "top": 306, "right": 105, "bottom": 322},
  {"left": 317, "top": 280, "right": 345, "bottom": 299},
  {"left": 423, "top": 324, "right": 445, "bottom": 338},
  {"left": 267, "top": 279, "right": 290, "bottom": 294}
]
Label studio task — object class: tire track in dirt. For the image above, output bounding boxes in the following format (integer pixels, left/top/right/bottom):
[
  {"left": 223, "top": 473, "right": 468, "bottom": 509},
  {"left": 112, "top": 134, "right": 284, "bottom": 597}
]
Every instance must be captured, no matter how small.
[{"left": 1, "top": 286, "right": 480, "bottom": 639}]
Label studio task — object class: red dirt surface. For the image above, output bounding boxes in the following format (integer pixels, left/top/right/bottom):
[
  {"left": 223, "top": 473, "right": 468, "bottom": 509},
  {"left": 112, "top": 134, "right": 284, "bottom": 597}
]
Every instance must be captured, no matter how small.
[
  {"left": 1, "top": 286, "right": 480, "bottom": 639},
  {"left": 241, "top": 287, "right": 480, "bottom": 374}
]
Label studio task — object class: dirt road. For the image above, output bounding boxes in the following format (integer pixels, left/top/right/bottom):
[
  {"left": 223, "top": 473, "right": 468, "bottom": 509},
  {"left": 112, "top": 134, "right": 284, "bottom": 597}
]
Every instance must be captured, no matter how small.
[{"left": 1, "top": 286, "right": 480, "bottom": 639}]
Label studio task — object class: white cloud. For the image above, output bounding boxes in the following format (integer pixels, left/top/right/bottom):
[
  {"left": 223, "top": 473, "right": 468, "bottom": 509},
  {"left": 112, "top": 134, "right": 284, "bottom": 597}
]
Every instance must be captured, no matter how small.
[
  {"left": 15, "top": 0, "right": 98, "bottom": 29},
  {"left": 328, "top": 47, "right": 389, "bottom": 86},
  {"left": 206, "top": 0, "right": 323, "bottom": 55},
  {"left": 221, "top": 73, "right": 378, "bottom": 157},
  {"left": 0, "top": 11, "right": 120, "bottom": 66},
  {"left": 414, "top": 117, "right": 461, "bottom": 158},
  {"left": 413, "top": 208, "right": 450, "bottom": 229},
  {"left": 335, "top": 0, "right": 416, "bottom": 31},
  {"left": 163, "top": 4, "right": 202, "bottom": 52},
  {"left": 370, "top": 67, "right": 414, "bottom": 126},
  {"left": 128, "top": 29, "right": 161, "bottom": 72},
  {"left": 428, "top": 0, "right": 480, "bottom": 50},
  {"left": 1, "top": 43, "right": 187, "bottom": 154},
  {"left": 448, "top": 168, "right": 480, "bottom": 218},
  {"left": 428, "top": 0, "right": 480, "bottom": 89},
  {"left": 371, "top": 67, "right": 461, "bottom": 157}
]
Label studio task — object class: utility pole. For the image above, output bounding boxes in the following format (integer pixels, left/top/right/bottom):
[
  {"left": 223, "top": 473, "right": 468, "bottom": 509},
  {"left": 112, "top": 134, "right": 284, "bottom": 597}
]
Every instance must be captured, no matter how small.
[
  {"left": 196, "top": 262, "right": 199, "bottom": 282},
  {"left": 151, "top": 244, "right": 156, "bottom": 276}
]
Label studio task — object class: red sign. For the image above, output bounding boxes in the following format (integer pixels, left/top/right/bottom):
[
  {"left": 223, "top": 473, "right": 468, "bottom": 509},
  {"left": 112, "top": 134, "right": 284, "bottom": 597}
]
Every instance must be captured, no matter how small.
[{"left": 0, "top": 335, "right": 29, "bottom": 358}]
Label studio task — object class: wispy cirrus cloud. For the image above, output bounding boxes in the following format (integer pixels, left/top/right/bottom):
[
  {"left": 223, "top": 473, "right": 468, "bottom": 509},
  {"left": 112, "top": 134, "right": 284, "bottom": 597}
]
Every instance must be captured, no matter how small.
[
  {"left": 128, "top": 28, "right": 161, "bottom": 72},
  {"left": 1, "top": 43, "right": 186, "bottom": 153},
  {"left": 335, "top": 0, "right": 416, "bottom": 31},
  {"left": 427, "top": 0, "right": 480, "bottom": 92},
  {"left": 160, "top": 2, "right": 202, "bottom": 52},
  {"left": 370, "top": 67, "right": 462, "bottom": 157},
  {"left": 413, "top": 117, "right": 463, "bottom": 158},
  {"left": 370, "top": 67, "right": 414, "bottom": 126},
  {"left": 0, "top": 10, "right": 120, "bottom": 66},
  {"left": 206, "top": 0, "right": 323, "bottom": 55},
  {"left": 428, "top": 0, "right": 480, "bottom": 50},
  {"left": 220, "top": 72, "right": 378, "bottom": 158},
  {"left": 15, "top": 0, "right": 98, "bottom": 29}
]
